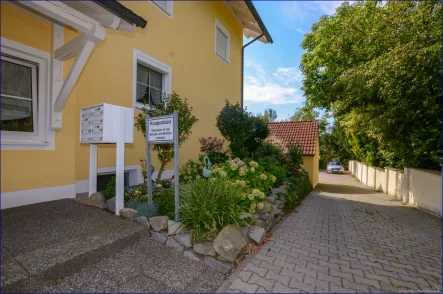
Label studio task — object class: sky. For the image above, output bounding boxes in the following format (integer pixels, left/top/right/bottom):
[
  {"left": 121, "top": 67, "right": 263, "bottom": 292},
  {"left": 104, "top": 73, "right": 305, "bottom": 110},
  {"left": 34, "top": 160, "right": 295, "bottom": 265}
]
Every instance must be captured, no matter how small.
[{"left": 244, "top": 1, "right": 343, "bottom": 121}]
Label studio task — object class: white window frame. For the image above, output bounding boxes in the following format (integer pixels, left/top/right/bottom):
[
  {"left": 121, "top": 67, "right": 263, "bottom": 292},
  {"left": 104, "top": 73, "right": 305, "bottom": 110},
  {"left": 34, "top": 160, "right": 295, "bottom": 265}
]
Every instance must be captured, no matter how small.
[
  {"left": 1, "top": 37, "right": 54, "bottom": 150},
  {"left": 151, "top": 1, "right": 173, "bottom": 18},
  {"left": 215, "top": 19, "right": 230, "bottom": 64},
  {"left": 133, "top": 48, "right": 172, "bottom": 110}
]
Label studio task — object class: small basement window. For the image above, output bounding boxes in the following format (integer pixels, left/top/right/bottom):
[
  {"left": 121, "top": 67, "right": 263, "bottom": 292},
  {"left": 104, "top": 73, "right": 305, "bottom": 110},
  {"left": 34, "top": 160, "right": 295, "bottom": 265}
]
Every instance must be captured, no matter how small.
[{"left": 215, "top": 19, "right": 230, "bottom": 63}]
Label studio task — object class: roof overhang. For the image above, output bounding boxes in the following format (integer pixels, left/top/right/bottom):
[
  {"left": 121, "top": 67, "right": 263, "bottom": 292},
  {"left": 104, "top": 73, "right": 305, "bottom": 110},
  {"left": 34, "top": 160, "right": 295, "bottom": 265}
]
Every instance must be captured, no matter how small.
[{"left": 224, "top": 0, "right": 273, "bottom": 44}]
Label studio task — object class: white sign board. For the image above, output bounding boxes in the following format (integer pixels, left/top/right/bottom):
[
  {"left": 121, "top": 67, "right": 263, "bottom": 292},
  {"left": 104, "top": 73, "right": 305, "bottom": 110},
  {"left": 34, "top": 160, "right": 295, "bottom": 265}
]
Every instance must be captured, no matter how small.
[{"left": 148, "top": 116, "right": 174, "bottom": 143}]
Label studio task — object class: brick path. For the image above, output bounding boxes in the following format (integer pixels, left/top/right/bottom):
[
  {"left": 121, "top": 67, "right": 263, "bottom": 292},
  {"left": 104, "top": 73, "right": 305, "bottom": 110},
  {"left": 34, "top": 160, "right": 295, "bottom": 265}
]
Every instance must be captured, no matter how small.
[{"left": 223, "top": 171, "right": 442, "bottom": 293}]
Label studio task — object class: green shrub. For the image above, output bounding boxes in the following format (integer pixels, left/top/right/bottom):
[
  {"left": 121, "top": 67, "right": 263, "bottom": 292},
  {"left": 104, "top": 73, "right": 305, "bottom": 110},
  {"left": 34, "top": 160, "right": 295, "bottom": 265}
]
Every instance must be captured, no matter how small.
[
  {"left": 179, "top": 159, "right": 204, "bottom": 184},
  {"left": 284, "top": 169, "right": 312, "bottom": 211},
  {"left": 199, "top": 150, "right": 229, "bottom": 166},
  {"left": 210, "top": 158, "right": 276, "bottom": 194},
  {"left": 157, "top": 189, "right": 175, "bottom": 219},
  {"left": 126, "top": 199, "right": 159, "bottom": 218},
  {"left": 124, "top": 186, "right": 147, "bottom": 204},
  {"left": 257, "top": 156, "right": 287, "bottom": 187},
  {"left": 179, "top": 178, "right": 249, "bottom": 241},
  {"left": 216, "top": 100, "right": 269, "bottom": 158},
  {"left": 102, "top": 176, "right": 116, "bottom": 200}
]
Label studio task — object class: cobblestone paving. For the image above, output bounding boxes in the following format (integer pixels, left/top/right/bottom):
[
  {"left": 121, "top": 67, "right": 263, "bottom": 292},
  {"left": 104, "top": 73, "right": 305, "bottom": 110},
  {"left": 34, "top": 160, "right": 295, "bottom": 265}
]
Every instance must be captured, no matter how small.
[{"left": 224, "top": 172, "right": 442, "bottom": 293}]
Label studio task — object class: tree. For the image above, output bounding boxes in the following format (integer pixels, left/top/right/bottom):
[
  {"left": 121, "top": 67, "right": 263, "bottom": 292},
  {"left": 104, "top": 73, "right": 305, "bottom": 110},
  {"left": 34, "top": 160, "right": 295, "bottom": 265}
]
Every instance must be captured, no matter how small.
[
  {"left": 320, "top": 120, "right": 354, "bottom": 168},
  {"left": 290, "top": 105, "right": 330, "bottom": 135},
  {"left": 258, "top": 108, "right": 278, "bottom": 123},
  {"left": 135, "top": 92, "right": 199, "bottom": 180},
  {"left": 300, "top": 0, "right": 442, "bottom": 169},
  {"left": 216, "top": 101, "right": 269, "bottom": 158}
]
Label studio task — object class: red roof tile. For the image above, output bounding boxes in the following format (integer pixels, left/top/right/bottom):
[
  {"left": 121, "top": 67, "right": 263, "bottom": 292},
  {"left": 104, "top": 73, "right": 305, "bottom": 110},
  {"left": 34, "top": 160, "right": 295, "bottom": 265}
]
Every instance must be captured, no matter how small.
[{"left": 266, "top": 121, "right": 319, "bottom": 156}]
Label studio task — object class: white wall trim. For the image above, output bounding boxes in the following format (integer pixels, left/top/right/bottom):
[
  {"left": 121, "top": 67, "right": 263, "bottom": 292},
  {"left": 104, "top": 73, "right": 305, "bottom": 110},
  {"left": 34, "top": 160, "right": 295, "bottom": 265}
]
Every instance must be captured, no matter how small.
[
  {"left": 150, "top": 1, "right": 173, "bottom": 19},
  {"left": 152, "top": 168, "right": 174, "bottom": 180},
  {"left": 1, "top": 184, "right": 75, "bottom": 209},
  {"left": 132, "top": 48, "right": 172, "bottom": 110},
  {"left": 215, "top": 18, "right": 230, "bottom": 64},
  {"left": 76, "top": 165, "right": 143, "bottom": 194},
  {"left": 1, "top": 37, "right": 55, "bottom": 150}
]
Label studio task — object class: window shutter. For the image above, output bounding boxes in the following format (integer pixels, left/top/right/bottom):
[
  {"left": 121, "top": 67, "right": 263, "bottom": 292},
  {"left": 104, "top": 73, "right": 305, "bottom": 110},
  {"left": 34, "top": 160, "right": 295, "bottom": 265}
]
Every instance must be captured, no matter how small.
[{"left": 216, "top": 28, "right": 228, "bottom": 60}]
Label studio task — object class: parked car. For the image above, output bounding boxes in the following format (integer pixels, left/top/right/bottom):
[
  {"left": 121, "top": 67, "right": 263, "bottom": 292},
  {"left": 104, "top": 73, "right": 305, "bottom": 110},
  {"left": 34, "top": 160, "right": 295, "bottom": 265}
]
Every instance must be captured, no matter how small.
[{"left": 327, "top": 161, "right": 344, "bottom": 174}]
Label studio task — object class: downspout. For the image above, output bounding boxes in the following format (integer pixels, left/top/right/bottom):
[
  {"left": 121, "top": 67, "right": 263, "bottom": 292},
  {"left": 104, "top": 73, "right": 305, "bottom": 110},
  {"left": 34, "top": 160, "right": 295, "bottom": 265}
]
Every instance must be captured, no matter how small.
[{"left": 241, "top": 33, "right": 264, "bottom": 108}]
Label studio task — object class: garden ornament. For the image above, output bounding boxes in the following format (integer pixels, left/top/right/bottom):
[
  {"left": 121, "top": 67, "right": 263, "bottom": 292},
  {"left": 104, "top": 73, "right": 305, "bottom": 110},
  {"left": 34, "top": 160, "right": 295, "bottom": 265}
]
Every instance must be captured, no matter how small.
[{"left": 202, "top": 156, "right": 212, "bottom": 178}]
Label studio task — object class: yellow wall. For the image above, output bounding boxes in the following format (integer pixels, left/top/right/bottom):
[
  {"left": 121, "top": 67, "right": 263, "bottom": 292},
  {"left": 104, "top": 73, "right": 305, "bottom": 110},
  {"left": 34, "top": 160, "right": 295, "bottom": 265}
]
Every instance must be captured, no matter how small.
[
  {"left": 1, "top": 1, "right": 243, "bottom": 193},
  {"left": 302, "top": 135, "right": 319, "bottom": 188},
  {"left": 1, "top": 3, "right": 78, "bottom": 192}
]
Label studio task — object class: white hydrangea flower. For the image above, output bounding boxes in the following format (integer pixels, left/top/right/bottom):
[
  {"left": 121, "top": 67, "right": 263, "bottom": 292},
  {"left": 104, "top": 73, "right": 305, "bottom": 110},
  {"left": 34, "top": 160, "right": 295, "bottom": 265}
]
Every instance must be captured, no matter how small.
[
  {"left": 219, "top": 171, "right": 227, "bottom": 178},
  {"left": 252, "top": 189, "right": 261, "bottom": 196},
  {"left": 270, "top": 175, "right": 276, "bottom": 183},
  {"left": 250, "top": 202, "right": 257, "bottom": 209},
  {"left": 231, "top": 163, "right": 239, "bottom": 171},
  {"left": 257, "top": 202, "right": 264, "bottom": 210},
  {"left": 250, "top": 167, "right": 256, "bottom": 173},
  {"left": 196, "top": 175, "right": 201, "bottom": 180},
  {"left": 259, "top": 192, "right": 265, "bottom": 199},
  {"left": 247, "top": 194, "right": 254, "bottom": 201},
  {"left": 260, "top": 173, "right": 267, "bottom": 180},
  {"left": 234, "top": 157, "right": 240, "bottom": 162},
  {"left": 239, "top": 170, "right": 245, "bottom": 176}
]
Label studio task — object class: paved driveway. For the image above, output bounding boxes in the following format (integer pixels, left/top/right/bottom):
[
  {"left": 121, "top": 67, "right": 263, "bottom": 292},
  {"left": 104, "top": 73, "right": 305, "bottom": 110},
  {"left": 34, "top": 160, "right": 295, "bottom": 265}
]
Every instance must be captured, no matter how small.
[{"left": 222, "top": 171, "right": 442, "bottom": 293}]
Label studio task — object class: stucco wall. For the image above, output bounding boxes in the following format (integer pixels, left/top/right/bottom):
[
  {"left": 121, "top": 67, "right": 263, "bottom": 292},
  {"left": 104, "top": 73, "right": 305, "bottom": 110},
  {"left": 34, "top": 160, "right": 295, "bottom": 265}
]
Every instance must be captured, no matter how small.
[
  {"left": 387, "top": 168, "right": 403, "bottom": 199},
  {"left": 362, "top": 164, "right": 368, "bottom": 186},
  {"left": 408, "top": 169, "right": 442, "bottom": 216},
  {"left": 375, "top": 168, "right": 386, "bottom": 192},
  {"left": 1, "top": 1, "right": 243, "bottom": 197},
  {"left": 367, "top": 167, "right": 376, "bottom": 189},
  {"left": 1, "top": 3, "right": 77, "bottom": 193}
]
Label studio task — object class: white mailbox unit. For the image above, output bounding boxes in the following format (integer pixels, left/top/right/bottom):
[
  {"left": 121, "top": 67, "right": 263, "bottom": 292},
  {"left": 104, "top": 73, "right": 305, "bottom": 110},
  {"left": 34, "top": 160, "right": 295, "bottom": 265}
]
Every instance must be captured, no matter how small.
[
  {"left": 80, "top": 103, "right": 134, "bottom": 215},
  {"left": 80, "top": 103, "right": 133, "bottom": 143}
]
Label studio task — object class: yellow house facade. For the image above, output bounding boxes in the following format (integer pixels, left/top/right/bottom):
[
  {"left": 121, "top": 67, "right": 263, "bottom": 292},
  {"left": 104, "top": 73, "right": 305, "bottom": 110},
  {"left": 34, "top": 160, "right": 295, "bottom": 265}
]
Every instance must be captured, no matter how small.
[{"left": 1, "top": 1, "right": 272, "bottom": 208}]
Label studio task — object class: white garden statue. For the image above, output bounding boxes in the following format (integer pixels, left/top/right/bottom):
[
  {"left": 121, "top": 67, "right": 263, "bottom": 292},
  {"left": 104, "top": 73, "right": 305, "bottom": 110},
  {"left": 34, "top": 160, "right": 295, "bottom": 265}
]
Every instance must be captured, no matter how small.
[{"left": 202, "top": 156, "right": 212, "bottom": 178}]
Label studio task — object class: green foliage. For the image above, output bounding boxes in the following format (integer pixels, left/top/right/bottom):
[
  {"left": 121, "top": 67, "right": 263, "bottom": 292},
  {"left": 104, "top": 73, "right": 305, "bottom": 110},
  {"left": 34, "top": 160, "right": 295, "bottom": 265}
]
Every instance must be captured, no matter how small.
[
  {"left": 210, "top": 158, "right": 276, "bottom": 195},
  {"left": 135, "top": 92, "right": 199, "bottom": 180},
  {"left": 284, "top": 170, "right": 312, "bottom": 211},
  {"left": 257, "top": 108, "right": 278, "bottom": 123},
  {"left": 198, "top": 136, "right": 229, "bottom": 165},
  {"left": 179, "top": 178, "right": 249, "bottom": 241},
  {"left": 179, "top": 159, "right": 204, "bottom": 184},
  {"left": 300, "top": 0, "right": 442, "bottom": 169},
  {"left": 284, "top": 143, "right": 304, "bottom": 177},
  {"left": 124, "top": 186, "right": 147, "bottom": 204},
  {"left": 136, "top": 202, "right": 159, "bottom": 218},
  {"left": 157, "top": 189, "right": 175, "bottom": 220},
  {"left": 320, "top": 120, "right": 354, "bottom": 168},
  {"left": 290, "top": 106, "right": 330, "bottom": 136},
  {"left": 216, "top": 100, "right": 269, "bottom": 158},
  {"left": 102, "top": 176, "right": 116, "bottom": 200},
  {"left": 254, "top": 142, "right": 287, "bottom": 186},
  {"left": 201, "top": 150, "right": 229, "bottom": 166}
]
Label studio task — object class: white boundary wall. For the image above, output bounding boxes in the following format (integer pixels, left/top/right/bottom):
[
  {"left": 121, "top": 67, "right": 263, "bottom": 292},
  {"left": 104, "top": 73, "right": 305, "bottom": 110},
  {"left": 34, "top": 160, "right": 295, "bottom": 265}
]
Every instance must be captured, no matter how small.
[{"left": 349, "top": 160, "right": 442, "bottom": 217}]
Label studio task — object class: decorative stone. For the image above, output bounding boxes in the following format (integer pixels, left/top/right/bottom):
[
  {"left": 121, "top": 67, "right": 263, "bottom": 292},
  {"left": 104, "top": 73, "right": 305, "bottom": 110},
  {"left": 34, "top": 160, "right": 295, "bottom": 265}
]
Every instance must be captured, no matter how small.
[
  {"left": 166, "top": 237, "right": 185, "bottom": 252},
  {"left": 105, "top": 196, "right": 116, "bottom": 212},
  {"left": 119, "top": 208, "right": 137, "bottom": 220},
  {"left": 183, "top": 249, "right": 203, "bottom": 262},
  {"left": 269, "top": 204, "right": 277, "bottom": 215},
  {"left": 174, "top": 232, "right": 192, "bottom": 248},
  {"left": 204, "top": 256, "right": 234, "bottom": 274},
  {"left": 266, "top": 196, "right": 276, "bottom": 204},
  {"left": 149, "top": 216, "right": 169, "bottom": 231},
  {"left": 151, "top": 232, "right": 168, "bottom": 244},
  {"left": 193, "top": 242, "right": 216, "bottom": 256},
  {"left": 261, "top": 202, "right": 272, "bottom": 213},
  {"left": 87, "top": 192, "right": 106, "bottom": 209},
  {"left": 168, "top": 220, "right": 184, "bottom": 235},
  {"left": 135, "top": 216, "right": 150, "bottom": 227},
  {"left": 248, "top": 225, "right": 266, "bottom": 245},
  {"left": 271, "top": 185, "right": 287, "bottom": 195},
  {"left": 213, "top": 225, "right": 249, "bottom": 262},
  {"left": 239, "top": 212, "right": 252, "bottom": 219},
  {"left": 258, "top": 212, "right": 270, "bottom": 221},
  {"left": 275, "top": 200, "right": 284, "bottom": 209}
]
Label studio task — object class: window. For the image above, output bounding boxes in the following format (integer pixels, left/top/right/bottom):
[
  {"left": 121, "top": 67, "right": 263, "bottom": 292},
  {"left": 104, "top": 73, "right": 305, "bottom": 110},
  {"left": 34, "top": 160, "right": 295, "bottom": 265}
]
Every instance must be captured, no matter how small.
[
  {"left": 133, "top": 49, "right": 171, "bottom": 110},
  {"left": 136, "top": 64, "right": 163, "bottom": 106},
  {"left": 151, "top": 1, "right": 173, "bottom": 17},
  {"left": 215, "top": 19, "right": 230, "bottom": 63},
  {"left": 1, "top": 56, "right": 37, "bottom": 133},
  {"left": 1, "top": 37, "right": 53, "bottom": 150}
]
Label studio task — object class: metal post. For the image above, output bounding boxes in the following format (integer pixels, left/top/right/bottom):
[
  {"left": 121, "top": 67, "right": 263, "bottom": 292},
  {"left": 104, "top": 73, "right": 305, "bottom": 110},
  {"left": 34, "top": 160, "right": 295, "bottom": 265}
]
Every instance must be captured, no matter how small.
[
  {"left": 115, "top": 108, "right": 125, "bottom": 215},
  {"left": 173, "top": 110, "right": 180, "bottom": 221},
  {"left": 88, "top": 144, "right": 97, "bottom": 196},
  {"left": 146, "top": 114, "right": 153, "bottom": 205}
]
